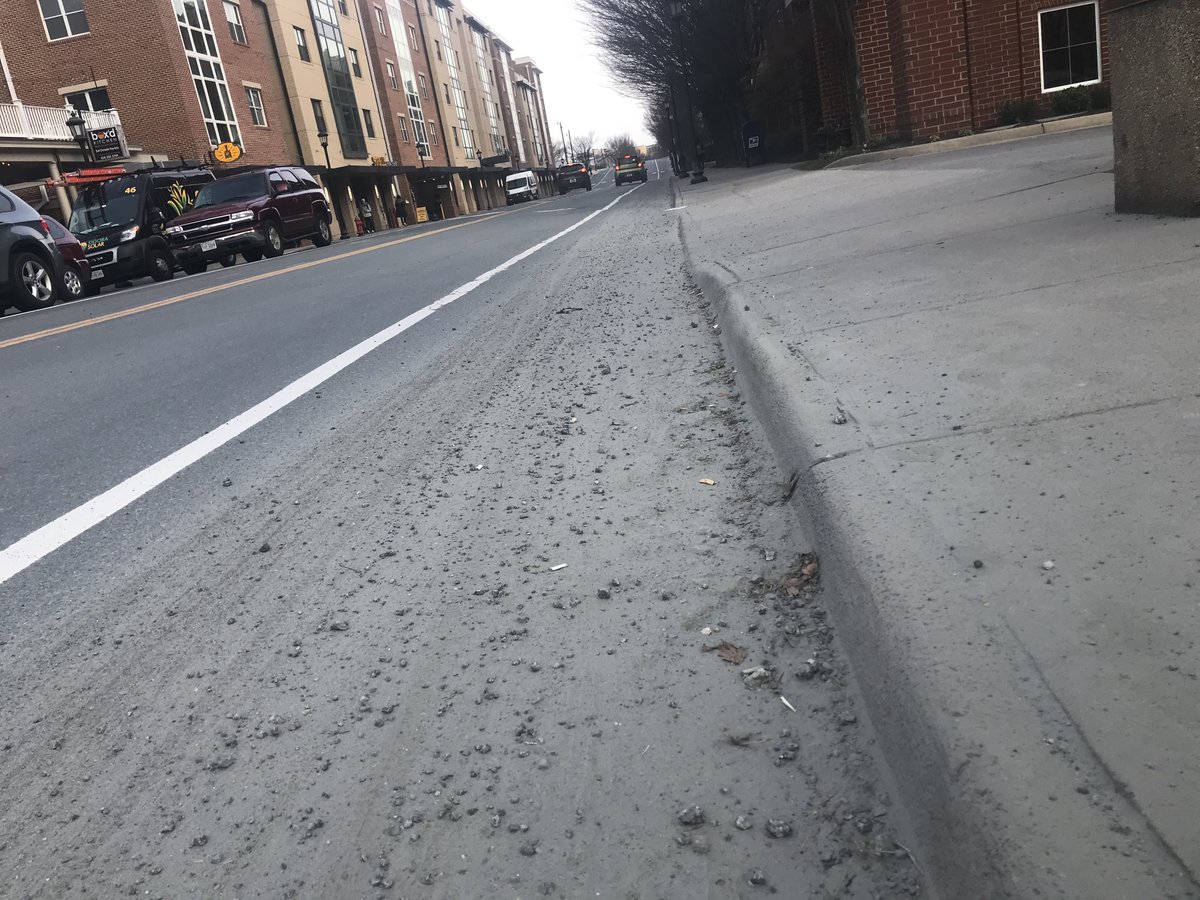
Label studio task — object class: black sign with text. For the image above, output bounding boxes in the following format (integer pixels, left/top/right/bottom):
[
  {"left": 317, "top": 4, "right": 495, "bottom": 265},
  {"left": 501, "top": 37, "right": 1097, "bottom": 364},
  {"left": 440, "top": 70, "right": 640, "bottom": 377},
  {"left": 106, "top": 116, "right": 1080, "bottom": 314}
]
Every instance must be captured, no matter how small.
[{"left": 87, "top": 125, "right": 124, "bottom": 162}]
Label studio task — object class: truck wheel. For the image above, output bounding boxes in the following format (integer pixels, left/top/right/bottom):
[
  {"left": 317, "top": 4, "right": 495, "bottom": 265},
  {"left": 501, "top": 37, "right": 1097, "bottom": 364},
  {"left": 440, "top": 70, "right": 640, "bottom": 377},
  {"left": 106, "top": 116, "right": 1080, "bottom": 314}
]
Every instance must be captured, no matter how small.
[
  {"left": 312, "top": 215, "right": 332, "bottom": 247},
  {"left": 181, "top": 260, "right": 207, "bottom": 276},
  {"left": 10, "top": 250, "right": 57, "bottom": 310},
  {"left": 147, "top": 246, "right": 174, "bottom": 282},
  {"left": 260, "top": 221, "right": 284, "bottom": 258},
  {"left": 242, "top": 250, "right": 263, "bottom": 263}
]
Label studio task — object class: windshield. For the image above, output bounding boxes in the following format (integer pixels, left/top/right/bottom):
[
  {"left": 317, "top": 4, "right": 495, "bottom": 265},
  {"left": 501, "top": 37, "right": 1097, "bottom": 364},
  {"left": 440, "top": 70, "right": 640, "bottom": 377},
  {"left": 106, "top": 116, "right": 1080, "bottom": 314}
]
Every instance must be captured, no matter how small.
[
  {"left": 68, "top": 179, "right": 143, "bottom": 236},
  {"left": 194, "top": 173, "right": 268, "bottom": 209},
  {"left": 507, "top": 177, "right": 530, "bottom": 189}
]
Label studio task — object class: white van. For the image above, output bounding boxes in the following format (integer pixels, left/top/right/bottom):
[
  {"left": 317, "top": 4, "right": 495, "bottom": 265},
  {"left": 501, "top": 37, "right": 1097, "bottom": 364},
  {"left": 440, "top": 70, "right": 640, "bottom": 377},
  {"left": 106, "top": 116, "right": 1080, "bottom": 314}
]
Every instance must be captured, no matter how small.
[{"left": 505, "top": 171, "right": 539, "bottom": 205}]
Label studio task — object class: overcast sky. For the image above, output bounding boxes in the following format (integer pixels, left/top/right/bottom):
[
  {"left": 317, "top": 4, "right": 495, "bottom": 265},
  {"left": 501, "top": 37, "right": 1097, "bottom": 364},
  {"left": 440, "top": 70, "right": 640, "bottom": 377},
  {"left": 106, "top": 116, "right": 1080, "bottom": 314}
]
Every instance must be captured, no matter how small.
[{"left": 461, "top": 0, "right": 654, "bottom": 148}]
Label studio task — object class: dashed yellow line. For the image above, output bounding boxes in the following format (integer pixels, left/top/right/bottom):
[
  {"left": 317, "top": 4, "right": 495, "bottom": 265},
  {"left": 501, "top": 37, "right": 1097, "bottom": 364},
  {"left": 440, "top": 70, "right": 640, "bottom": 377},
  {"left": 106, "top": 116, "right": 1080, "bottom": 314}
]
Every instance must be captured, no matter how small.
[{"left": 0, "top": 209, "right": 514, "bottom": 351}]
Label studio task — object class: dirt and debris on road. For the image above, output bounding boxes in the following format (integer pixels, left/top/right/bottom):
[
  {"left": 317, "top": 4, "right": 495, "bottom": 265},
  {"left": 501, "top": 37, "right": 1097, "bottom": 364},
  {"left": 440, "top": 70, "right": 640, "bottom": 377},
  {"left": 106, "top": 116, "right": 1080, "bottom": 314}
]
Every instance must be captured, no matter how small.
[{"left": 0, "top": 193, "right": 923, "bottom": 898}]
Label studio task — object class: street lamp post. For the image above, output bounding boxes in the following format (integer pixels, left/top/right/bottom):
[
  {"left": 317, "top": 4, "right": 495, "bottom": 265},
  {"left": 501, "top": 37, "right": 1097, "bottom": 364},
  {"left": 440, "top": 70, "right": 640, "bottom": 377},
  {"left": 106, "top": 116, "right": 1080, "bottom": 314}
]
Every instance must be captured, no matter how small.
[
  {"left": 65, "top": 108, "right": 91, "bottom": 163},
  {"left": 667, "top": 1, "right": 707, "bottom": 185},
  {"left": 318, "top": 128, "right": 349, "bottom": 240}
]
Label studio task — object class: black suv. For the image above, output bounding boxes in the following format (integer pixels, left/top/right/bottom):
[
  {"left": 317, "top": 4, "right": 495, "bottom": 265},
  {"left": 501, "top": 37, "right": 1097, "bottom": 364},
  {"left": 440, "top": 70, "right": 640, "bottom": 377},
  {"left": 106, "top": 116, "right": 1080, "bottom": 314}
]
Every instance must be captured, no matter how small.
[
  {"left": 0, "top": 185, "right": 64, "bottom": 314},
  {"left": 165, "top": 167, "right": 332, "bottom": 273},
  {"left": 556, "top": 163, "right": 592, "bottom": 195}
]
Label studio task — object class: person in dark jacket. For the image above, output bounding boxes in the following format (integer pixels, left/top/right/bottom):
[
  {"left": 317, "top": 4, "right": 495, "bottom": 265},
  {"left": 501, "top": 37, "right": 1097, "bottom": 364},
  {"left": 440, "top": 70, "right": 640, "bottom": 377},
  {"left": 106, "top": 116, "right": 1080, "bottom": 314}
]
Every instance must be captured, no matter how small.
[
  {"left": 358, "top": 197, "right": 375, "bottom": 233},
  {"left": 395, "top": 197, "right": 408, "bottom": 226}
]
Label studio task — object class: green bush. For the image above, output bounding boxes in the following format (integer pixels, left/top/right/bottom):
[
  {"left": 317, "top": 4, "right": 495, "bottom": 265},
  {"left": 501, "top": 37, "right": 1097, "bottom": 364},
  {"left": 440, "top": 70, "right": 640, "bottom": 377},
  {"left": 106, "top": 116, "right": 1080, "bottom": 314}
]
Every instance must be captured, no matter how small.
[
  {"left": 1050, "top": 86, "right": 1092, "bottom": 115},
  {"left": 1088, "top": 83, "right": 1111, "bottom": 110},
  {"left": 996, "top": 97, "right": 1040, "bottom": 126}
]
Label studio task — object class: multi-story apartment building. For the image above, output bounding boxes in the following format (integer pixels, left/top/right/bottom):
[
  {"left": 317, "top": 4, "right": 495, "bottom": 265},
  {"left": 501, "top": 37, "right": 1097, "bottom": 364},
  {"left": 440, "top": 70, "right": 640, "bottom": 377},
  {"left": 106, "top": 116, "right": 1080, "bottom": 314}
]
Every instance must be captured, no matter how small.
[{"left": 0, "top": 0, "right": 555, "bottom": 225}]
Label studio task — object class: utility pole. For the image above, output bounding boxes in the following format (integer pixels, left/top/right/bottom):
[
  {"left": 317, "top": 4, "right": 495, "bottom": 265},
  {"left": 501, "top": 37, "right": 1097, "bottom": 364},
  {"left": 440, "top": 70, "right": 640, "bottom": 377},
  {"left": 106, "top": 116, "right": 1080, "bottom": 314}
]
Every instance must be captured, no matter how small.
[{"left": 558, "top": 121, "right": 568, "bottom": 165}]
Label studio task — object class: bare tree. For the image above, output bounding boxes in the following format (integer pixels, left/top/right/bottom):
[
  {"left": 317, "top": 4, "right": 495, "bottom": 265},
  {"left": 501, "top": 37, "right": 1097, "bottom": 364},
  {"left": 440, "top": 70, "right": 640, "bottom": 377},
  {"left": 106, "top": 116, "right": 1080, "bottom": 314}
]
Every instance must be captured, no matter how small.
[{"left": 607, "top": 133, "right": 638, "bottom": 157}]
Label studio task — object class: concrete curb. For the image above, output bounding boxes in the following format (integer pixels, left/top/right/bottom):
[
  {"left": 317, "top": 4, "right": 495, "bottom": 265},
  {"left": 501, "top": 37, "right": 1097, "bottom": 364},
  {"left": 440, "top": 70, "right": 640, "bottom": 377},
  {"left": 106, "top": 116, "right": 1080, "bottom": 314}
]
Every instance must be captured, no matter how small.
[
  {"left": 679, "top": 248, "right": 1198, "bottom": 900},
  {"left": 825, "top": 112, "right": 1112, "bottom": 168}
]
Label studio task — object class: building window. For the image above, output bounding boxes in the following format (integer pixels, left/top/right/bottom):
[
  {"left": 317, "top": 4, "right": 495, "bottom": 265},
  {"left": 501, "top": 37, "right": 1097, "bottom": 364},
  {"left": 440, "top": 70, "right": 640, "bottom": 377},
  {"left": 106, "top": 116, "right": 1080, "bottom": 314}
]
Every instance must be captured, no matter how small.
[
  {"left": 64, "top": 86, "right": 111, "bottom": 112},
  {"left": 173, "top": 0, "right": 241, "bottom": 147},
  {"left": 452, "top": 126, "right": 459, "bottom": 146},
  {"left": 429, "top": 120, "right": 437, "bottom": 144},
  {"left": 408, "top": 24, "right": 418, "bottom": 50},
  {"left": 40, "top": 0, "right": 89, "bottom": 40},
  {"left": 223, "top": 1, "right": 245, "bottom": 43},
  {"left": 363, "top": 108, "right": 375, "bottom": 138},
  {"left": 418, "top": 73, "right": 428, "bottom": 97},
  {"left": 1039, "top": 2, "right": 1100, "bottom": 91},
  {"left": 311, "top": 97, "right": 328, "bottom": 133},
  {"left": 245, "top": 85, "right": 266, "bottom": 125},
  {"left": 434, "top": 40, "right": 443, "bottom": 61},
  {"left": 386, "top": 61, "right": 398, "bottom": 90},
  {"left": 294, "top": 26, "right": 310, "bottom": 61},
  {"left": 398, "top": 115, "right": 410, "bottom": 142},
  {"left": 444, "top": 83, "right": 450, "bottom": 103},
  {"left": 374, "top": 6, "right": 386, "bottom": 32},
  {"left": 337, "top": 0, "right": 347, "bottom": 12},
  {"left": 349, "top": 47, "right": 362, "bottom": 77},
  {"left": 309, "top": 0, "right": 367, "bottom": 158}
]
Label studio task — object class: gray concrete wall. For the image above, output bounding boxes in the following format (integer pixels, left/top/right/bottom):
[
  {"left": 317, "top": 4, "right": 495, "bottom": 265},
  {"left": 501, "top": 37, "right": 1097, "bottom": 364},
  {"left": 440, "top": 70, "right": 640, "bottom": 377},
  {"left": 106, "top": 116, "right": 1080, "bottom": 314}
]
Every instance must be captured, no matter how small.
[{"left": 1110, "top": 0, "right": 1200, "bottom": 216}]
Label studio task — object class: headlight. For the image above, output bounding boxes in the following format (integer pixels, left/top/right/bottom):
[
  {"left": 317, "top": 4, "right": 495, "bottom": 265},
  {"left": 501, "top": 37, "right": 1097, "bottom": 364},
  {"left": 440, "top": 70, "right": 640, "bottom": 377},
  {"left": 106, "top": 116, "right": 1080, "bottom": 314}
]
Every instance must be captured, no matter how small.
[
  {"left": 164, "top": 225, "right": 182, "bottom": 236},
  {"left": 118, "top": 225, "right": 140, "bottom": 242},
  {"left": 230, "top": 210, "right": 255, "bottom": 222}
]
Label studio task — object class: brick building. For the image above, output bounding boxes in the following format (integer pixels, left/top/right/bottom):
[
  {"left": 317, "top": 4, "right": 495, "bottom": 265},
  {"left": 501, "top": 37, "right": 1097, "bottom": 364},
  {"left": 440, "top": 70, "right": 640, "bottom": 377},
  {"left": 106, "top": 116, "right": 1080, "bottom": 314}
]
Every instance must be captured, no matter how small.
[
  {"left": 812, "top": 0, "right": 1110, "bottom": 142},
  {"left": 1, "top": 0, "right": 556, "bottom": 226}
]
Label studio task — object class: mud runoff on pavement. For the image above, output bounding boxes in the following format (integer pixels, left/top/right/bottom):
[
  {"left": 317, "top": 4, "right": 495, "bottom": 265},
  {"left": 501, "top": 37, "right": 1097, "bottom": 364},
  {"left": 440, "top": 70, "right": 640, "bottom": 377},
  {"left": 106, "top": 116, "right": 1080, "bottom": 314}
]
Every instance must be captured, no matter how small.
[{"left": 0, "top": 194, "right": 925, "bottom": 898}]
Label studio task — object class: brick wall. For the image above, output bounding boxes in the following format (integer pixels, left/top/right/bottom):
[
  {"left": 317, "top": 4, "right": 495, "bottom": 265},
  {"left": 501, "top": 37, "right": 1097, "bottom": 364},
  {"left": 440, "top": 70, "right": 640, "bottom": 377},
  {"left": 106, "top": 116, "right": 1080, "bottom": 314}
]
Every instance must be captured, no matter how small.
[{"left": 815, "top": 0, "right": 1109, "bottom": 143}]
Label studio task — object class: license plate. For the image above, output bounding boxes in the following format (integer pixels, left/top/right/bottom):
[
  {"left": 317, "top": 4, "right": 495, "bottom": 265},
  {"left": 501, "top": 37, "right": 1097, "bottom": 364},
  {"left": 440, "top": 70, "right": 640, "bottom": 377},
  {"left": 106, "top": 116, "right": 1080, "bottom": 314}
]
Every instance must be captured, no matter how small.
[
  {"left": 90, "top": 269, "right": 104, "bottom": 280},
  {"left": 201, "top": 240, "right": 217, "bottom": 252}
]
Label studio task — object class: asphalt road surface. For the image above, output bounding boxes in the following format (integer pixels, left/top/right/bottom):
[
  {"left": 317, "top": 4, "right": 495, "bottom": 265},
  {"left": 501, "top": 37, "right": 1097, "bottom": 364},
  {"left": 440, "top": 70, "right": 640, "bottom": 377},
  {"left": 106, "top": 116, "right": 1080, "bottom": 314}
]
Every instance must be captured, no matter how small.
[{"left": 0, "top": 166, "right": 923, "bottom": 898}]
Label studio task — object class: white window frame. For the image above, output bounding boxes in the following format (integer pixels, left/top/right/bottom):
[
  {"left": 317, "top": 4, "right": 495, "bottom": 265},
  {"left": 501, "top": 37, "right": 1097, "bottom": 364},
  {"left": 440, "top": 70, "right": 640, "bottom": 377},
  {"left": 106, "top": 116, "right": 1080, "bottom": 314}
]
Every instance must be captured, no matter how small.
[
  {"left": 294, "top": 26, "right": 310, "bottom": 61},
  {"left": 60, "top": 83, "right": 110, "bottom": 112},
  {"left": 408, "top": 24, "right": 418, "bottom": 50},
  {"left": 374, "top": 6, "right": 386, "bottom": 33},
  {"left": 398, "top": 115, "right": 410, "bottom": 142},
  {"left": 418, "top": 73, "right": 428, "bottom": 98},
  {"left": 1037, "top": 0, "right": 1102, "bottom": 94},
  {"left": 173, "top": 0, "right": 242, "bottom": 147},
  {"left": 40, "top": 0, "right": 90, "bottom": 42},
  {"left": 223, "top": 1, "right": 246, "bottom": 43},
  {"left": 349, "top": 46, "right": 362, "bottom": 77},
  {"left": 244, "top": 84, "right": 267, "bottom": 126},
  {"left": 386, "top": 61, "right": 398, "bottom": 90}
]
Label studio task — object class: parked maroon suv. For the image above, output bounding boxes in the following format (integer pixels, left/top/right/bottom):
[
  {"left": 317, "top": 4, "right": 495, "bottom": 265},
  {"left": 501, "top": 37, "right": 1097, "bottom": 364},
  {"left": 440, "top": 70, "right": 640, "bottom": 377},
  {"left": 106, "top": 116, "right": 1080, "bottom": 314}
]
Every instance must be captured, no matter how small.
[{"left": 164, "top": 167, "right": 332, "bottom": 274}]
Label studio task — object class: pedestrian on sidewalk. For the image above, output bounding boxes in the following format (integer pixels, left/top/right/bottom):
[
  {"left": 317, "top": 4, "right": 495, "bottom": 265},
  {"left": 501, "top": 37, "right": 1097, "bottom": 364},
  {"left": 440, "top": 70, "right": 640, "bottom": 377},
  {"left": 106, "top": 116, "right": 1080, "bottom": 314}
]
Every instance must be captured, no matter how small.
[
  {"left": 395, "top": 197, "right": 408, "bottom": 226},
  {"left": 358, "top": 197, "right": 375, "bottom": 233}
]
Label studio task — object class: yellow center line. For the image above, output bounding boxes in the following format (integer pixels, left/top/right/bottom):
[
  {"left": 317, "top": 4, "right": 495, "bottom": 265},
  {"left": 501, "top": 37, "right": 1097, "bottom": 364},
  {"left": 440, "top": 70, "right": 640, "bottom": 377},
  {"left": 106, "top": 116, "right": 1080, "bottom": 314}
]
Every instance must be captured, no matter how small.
[{"left": 0, "top": 209, "right": 516, "bottom": 351}]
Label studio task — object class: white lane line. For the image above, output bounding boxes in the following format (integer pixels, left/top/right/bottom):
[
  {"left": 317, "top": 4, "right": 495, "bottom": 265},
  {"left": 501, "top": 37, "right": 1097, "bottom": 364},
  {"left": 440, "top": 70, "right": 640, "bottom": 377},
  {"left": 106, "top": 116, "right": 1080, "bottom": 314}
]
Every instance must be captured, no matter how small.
[
  {"left": 654, "top": 159, "right": 661, "bottom": 180},
  {"left": 0, "top": 184, "right": 644, "bottom": 587}
]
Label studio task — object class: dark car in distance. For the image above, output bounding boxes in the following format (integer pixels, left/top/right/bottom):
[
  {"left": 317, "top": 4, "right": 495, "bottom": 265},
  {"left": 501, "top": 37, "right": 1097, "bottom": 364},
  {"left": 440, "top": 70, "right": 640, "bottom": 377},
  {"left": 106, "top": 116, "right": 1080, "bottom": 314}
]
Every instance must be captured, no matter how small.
[
  {"left": 43, "top": 216, "right": 90, "bottom": 301},
  {"left": 0, "top": 185, "right": 64, "bottom": 314},
  {"left": 165, "top": 167, "right": 332, "bottom": 273},
  {"left": 557, "top": 163, "right": 592, "bottom": 195}
]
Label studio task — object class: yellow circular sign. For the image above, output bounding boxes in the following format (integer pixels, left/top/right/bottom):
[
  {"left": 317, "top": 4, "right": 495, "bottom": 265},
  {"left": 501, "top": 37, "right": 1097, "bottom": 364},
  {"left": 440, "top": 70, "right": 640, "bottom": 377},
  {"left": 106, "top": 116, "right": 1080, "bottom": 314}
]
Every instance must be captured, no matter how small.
[{"left": 214, "top": 142, "right": 242, "bottom": 163}]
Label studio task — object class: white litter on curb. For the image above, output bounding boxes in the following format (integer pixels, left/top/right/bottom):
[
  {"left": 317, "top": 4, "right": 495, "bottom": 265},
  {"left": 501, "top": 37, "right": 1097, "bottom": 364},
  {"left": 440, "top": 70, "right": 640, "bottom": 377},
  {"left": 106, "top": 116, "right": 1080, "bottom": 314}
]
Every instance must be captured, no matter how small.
[{"left": 0, "top": 184, "right": 644, "bottom": 587}]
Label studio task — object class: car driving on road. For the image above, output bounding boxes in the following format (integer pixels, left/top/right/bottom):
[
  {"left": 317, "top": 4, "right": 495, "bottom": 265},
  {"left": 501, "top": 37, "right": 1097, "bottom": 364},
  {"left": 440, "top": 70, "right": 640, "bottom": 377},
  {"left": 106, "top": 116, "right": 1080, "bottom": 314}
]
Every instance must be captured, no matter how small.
[
  {"left": 0, "top": 185, "right": 64, "bottom": 313},
  {"left": 556, "top": 163, "right": 592, "bottom": 195},
  {"left": 614, "top": 154, "right": 648, "bottom": 187},
  {"left": 164, "top": 167, "right": 332, "bottom": 273}
]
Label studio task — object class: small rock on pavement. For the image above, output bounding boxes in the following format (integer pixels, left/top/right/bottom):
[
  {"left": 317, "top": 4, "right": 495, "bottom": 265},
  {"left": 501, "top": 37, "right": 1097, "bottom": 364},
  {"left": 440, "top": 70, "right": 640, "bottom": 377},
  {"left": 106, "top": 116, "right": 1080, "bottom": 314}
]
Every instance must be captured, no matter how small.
[
  {"left": 677, "top": 805, "right": 705, "bottom": 826},
  {"left": 536, "top": 757, "right": 550, "bottom": 770},
  {"left": 1043, "top": 560, "right": 1056, "bottom": 570},
  {"left": 749, "top": 868, "right": 768, "bottom": 886},
  {"left": 765, "top": 819, "right": 793, "bottom": 838},
  {"left": 734, "top": 815, "right": 753, "bottom": 831},
  {"left": 689, "top": 833, "right": 711, "bottom": 854},
  {"left": 259, "top": 542, "right": 271, "bottom": 553},
  {"left": 329, "top": 620, "right": 350, "bottom": 631}
]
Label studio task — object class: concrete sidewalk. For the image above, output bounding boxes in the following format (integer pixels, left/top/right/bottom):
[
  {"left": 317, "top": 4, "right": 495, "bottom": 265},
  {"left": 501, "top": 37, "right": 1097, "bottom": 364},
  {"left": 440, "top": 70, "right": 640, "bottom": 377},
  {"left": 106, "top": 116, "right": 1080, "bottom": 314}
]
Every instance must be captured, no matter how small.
[{"left": 677, "top": 127, "right": 1200, "bottom": 900}]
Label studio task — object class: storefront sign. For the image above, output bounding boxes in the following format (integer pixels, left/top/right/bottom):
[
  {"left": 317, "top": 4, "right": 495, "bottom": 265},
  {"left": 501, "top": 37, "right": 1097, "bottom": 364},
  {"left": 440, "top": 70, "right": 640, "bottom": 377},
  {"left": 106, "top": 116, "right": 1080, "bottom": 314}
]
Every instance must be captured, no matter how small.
[
  {"left": 87, "top": 125, "right": 126, "bottom": 162},
  {"left": 214, "top": 142, "right": 242, "bottom": 163},
  {"left": 415, "top": 207, "right": 429, "bottom": 223}
]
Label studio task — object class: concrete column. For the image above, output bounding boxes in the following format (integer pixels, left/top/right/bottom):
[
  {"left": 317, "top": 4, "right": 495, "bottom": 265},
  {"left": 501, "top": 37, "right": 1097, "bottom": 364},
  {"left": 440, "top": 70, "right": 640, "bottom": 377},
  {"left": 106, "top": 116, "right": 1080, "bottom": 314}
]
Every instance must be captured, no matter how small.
[
  {"left": 46, "top": 160, "right": 72, "bottom": 221},
  {"left": 1110, "top": 0, "right": 1200, "bottom": 216}
]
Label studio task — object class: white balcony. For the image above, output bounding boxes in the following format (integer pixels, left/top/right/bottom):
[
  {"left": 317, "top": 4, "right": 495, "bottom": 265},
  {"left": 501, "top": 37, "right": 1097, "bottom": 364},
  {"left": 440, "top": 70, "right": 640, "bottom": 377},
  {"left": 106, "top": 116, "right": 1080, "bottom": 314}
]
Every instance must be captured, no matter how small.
[{"left": 0, "top": 102, "right": 121, "bottom": 142}]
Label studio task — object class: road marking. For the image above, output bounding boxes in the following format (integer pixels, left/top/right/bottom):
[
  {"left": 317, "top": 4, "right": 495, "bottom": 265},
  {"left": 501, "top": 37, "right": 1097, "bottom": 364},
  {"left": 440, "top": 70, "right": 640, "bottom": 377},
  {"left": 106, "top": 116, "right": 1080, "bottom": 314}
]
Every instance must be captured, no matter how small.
[
  {"left": 0, "top": 212, "right": 511, "bottom": 351},
  {"left": 654, "top": 159, "right": 661, "bottom": 179},
  {"left": 0, "top": 184, "right": 643, "bottom": 587},
  {"left": 667, "top": 206, "right": 688, "bottom": 211}
]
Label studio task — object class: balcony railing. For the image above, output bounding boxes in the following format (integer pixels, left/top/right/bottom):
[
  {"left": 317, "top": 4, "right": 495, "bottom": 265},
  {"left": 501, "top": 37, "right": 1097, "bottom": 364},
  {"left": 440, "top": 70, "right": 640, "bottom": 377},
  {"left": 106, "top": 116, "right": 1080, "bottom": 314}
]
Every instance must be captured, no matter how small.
[{"left": 0, "top": 102, "right": 121, "bottom": 142}]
